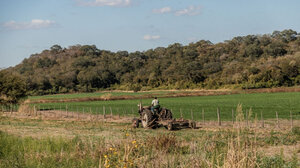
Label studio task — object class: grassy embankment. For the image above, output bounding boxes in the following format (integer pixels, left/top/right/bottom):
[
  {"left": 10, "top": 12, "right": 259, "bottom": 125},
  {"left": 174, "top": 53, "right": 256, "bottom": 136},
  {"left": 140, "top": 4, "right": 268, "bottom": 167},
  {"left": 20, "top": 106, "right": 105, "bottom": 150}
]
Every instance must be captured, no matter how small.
[{"left": 28, "top": 92, "right": 300, "bottom": 120}]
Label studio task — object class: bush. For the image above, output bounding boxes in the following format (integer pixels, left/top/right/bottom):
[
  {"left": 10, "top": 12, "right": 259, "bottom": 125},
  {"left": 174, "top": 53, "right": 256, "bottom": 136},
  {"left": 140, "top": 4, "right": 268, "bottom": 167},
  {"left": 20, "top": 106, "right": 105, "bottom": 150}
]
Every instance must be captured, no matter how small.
[{"left": 0, "top": 71, "right": 27, "bottom": 104}]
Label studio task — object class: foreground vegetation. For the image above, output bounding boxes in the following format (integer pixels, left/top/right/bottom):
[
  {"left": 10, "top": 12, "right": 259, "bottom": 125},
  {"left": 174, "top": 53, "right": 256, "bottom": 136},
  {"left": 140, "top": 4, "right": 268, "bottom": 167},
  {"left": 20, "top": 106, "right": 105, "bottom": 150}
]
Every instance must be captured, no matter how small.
[
  {"left": 1, "top": 29, "right": 299, "bottom": 96},
  {"left": 0, "top": 114, "right": 299, "bottom": 168},
  {"left": 29, "top": 92, "right": 300, "bottom": 120}
]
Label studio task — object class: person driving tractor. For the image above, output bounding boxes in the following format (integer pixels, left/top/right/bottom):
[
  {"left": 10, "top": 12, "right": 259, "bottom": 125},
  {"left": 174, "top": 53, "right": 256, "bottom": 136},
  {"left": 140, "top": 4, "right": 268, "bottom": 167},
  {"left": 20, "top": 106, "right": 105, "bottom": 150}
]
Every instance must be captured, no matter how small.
[{"left": 151, "top": 97, "right": 160, "bottom": 113}]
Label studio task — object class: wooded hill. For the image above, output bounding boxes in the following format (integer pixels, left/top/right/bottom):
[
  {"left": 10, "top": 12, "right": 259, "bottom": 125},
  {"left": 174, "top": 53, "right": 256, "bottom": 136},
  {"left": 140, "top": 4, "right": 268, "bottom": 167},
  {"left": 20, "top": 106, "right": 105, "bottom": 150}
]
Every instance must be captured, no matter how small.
[{"left": 3, "top": 29, "right": 300, "bottom": 95}]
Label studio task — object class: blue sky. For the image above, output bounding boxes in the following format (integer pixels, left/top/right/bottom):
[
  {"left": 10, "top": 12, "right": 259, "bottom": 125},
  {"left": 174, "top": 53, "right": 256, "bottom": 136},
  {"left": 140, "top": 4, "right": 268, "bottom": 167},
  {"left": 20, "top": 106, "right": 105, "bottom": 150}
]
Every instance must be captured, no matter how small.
[{"left": 1, "top": 0, "right": 300, "bottom": 68}]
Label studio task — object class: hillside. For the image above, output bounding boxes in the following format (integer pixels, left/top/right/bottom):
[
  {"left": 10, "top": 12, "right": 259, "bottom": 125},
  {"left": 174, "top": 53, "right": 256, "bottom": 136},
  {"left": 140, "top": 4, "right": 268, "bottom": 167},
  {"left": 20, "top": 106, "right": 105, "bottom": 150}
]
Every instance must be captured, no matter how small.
[{"left": 4, "top": 29, "right": 300, "bottom": 95}]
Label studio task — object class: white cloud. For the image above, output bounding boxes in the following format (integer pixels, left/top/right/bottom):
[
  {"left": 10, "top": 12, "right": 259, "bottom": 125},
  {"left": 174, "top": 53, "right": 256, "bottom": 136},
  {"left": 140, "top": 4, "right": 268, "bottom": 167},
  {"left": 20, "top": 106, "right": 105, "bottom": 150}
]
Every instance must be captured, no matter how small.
[
  {"left": 175, "top": 5, "right": 202, "bottom": 16},
  {"left": 152, "top": 7, "right": 172, "bottom": 14},
  {"left": 2, "top": 19, "right": 55, "bottom": 30},
  {"left": 77, "top": 0, "right": 131, "bottom": 7},
  {"left": 143, "top": 35, "right": 160, "bottom": 40}
]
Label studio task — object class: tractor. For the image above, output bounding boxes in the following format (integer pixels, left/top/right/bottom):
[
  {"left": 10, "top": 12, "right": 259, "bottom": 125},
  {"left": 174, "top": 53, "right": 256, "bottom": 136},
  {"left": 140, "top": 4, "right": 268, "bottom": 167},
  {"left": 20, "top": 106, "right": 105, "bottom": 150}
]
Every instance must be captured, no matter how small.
[{"left": 132, "top": 103, "right": 196, "bottom": 130}]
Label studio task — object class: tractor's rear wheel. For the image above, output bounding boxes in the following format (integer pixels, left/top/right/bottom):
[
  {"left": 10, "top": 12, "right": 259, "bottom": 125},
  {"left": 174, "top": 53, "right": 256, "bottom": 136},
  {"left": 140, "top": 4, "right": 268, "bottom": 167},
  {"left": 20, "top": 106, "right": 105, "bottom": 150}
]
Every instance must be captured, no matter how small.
[{"left": 141, "top": 110, "right": 153, "bottom": 128}]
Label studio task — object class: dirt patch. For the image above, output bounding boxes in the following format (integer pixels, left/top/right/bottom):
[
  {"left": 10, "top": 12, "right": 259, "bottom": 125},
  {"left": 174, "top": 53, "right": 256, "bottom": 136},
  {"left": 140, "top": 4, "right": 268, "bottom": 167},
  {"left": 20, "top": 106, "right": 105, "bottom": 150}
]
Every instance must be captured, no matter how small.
[
  {"left": 26, "top": 87, "right": 300, "bottom": 104},
  {"left": 0, "top": 112, "right": 131, "bottom": 142},
  {"left": 2, "top": 110, "right": 299, "bottom": 133},
  {"left": 1, "top": 110, "right": 133, "bottom": 124}
]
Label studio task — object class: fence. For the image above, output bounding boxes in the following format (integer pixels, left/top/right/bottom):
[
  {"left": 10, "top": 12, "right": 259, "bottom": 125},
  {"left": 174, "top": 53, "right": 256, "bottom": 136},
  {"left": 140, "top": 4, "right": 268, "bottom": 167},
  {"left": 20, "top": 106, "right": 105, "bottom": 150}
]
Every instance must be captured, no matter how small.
[{"left": 0, "top": 104, "right": 296, "bottom": 129}]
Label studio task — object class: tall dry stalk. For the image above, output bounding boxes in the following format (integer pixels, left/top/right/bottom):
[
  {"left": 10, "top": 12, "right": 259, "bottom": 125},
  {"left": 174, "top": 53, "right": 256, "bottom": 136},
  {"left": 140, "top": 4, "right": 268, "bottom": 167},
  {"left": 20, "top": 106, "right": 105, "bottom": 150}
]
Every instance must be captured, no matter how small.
[
  {"left": 235, "top": 103, "right": 244, "bottom": 128},
  {"left": 222, "top": 130, "right": 258, "bottom": 167}
]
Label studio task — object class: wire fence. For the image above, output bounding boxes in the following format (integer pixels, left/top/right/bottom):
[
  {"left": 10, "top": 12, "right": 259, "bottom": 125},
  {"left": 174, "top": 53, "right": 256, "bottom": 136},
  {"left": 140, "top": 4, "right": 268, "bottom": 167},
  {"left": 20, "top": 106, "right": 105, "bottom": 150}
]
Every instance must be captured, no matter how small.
[{"left": 0, "top": 104, "right": 296, "bottom": 130}]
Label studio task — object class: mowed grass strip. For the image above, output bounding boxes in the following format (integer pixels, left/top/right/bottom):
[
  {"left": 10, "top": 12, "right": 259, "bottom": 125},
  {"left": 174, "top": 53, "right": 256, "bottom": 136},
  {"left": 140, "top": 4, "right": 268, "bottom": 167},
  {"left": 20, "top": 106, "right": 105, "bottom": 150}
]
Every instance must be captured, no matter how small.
[
  {"left": 33, "top": 92, "right": 300, "bottom": 120},
  {"left": 28, "top": 90, "right": 185, "bottom": 100}
]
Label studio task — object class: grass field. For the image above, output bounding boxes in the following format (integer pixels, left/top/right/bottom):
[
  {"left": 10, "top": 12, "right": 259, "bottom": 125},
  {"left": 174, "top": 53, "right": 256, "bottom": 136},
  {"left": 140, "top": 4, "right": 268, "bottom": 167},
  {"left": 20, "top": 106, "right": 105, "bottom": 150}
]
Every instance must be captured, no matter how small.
[
  {"left": 0, "top": 115, "right": 299, "bottom": 168},
  {"left": 1, "top": 91, "right": 300, "bottom": 167},
  {"left": 30, "top": 92, "right": 300, "bottom": 120}
]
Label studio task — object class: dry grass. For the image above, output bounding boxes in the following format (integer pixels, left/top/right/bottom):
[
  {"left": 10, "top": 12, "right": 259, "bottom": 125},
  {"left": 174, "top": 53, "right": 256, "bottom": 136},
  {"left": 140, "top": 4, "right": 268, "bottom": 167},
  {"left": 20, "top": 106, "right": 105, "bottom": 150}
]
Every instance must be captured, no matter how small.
[{"left": 0, "top": 111, "right": 299, "bottom": 168}]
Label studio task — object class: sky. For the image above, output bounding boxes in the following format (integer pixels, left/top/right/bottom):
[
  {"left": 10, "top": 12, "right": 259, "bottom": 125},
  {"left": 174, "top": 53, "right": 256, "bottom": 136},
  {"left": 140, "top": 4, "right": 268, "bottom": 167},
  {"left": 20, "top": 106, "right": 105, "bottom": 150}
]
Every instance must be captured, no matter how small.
[{"left": 1, "top": 0, "right": 300, "bottom": 68}]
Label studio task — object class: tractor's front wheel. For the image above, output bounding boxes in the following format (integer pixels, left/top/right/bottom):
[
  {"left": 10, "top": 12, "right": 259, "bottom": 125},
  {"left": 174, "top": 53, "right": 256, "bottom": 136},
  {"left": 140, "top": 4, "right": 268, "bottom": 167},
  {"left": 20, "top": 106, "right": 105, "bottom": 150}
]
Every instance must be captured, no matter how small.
[{"left": 141, "top": 110, "right": 153, "bottom": 128}]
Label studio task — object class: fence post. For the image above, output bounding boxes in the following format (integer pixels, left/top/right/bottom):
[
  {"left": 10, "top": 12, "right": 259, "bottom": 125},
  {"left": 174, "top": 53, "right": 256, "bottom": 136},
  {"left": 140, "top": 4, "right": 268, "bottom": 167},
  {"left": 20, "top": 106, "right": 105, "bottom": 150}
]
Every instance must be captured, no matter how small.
[
  {"left": 39, "top": 106, "right": 41, "bottom": 116},
  {"left": 90, "top": 107, "right": 92, "bottom": 121},
  {"left": 66, "top": 105, "right": 68, "bottom": 118},
  {"left": 255, "top": 113, "right": 258, "bottom": 128},
  {"left": 276, "top": 111, "right": 279, "bottom": 128},
  {"left": 77, "top": 107, "right": 79, "bottom": 120},
  {"left": 10, "top": 104, "right": 13, "bottom": 115},
  {"left": 246, "top": 109, "right": 248, "bottom": 128},
  {"left": 232, "top": 109, "right": 234, "bottom": 124},
  {"left": 180, "top": 108, "right": 183, "bottom": 119},
  {"left": 290, "top": 111, "right": 293, "bottom": 129},
  {"left": 217, "top": 107, "right": 221, "bottom": 126},
  {"left": 34, "top": 105, "right": 37, "bottom": 116},
  {"left": 202, "top": 108, "right": 205, "bottom": 125},
  {"left": 72, "top": 107, "right": 74, "bottom": 118},
  {"left": 110, "top": 107, "right": 113, "bottom": 118},
  {"left": 95, "top": 107, "right": 98, "bottom": 120},
  {"left": 118, "top": 108, "right": 120, "bottom": 119},
  {"left": 60, "top": 106, "right": 63, "bottom": 118},
  {"left": 83, "top": 108, "right": 85, "bottom": 119},
  {"left": 54, "top": 105, "right": 57, "bottom": 118},
  {"left": 260, "top": 111, "right": 264, "bottom": 128},
  {"left": 103, "top": 106, "right": 106, "bottom": 119}
]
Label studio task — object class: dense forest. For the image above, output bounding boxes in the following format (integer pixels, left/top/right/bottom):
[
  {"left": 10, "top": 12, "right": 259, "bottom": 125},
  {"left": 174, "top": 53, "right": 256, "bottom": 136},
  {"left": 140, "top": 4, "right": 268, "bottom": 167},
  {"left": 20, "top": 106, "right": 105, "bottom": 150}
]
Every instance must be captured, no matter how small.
[{"left": 2, "top": 29, "right": 300, "bottom": 96}]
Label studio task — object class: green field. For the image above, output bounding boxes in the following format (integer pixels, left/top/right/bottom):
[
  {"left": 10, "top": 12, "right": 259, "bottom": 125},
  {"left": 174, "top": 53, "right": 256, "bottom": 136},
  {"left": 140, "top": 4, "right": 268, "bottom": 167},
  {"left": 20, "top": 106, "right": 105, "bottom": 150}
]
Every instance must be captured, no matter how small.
[{"left": 32, "top": 92, "right": 300, "bottom": 120}]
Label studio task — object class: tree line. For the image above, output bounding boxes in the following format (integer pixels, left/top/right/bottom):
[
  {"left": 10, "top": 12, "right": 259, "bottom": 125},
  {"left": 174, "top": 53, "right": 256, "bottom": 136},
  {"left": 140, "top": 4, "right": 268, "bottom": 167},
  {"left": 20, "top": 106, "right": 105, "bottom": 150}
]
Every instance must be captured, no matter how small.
[{"left": 1, "top": 29, "right": 300, "bottom": 99}]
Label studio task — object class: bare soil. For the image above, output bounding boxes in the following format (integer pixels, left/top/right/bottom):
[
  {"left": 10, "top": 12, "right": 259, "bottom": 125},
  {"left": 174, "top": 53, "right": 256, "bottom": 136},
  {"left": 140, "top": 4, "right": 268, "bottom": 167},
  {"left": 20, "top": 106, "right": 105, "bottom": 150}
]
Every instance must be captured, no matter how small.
[
  {"left": 27, "top": 87, "right": 300, "bottom": 104},
  {"left": 2, "top": 109, "right": 299, "bottom": 132}
]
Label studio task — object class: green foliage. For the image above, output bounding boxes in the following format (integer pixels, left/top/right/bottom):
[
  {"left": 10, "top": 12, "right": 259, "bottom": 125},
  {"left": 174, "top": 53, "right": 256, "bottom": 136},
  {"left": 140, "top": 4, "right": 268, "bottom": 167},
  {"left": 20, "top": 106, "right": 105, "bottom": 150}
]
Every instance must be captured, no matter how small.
[
  {"left": 4, "top": 30, "right": 300, "bottom": 95},
  {"left": 50, "top": 44, "right": 63, "bottom": 53},
  {"left": 257, "top": 154, "right": 286, "bottom": 168},
  {"left": 0, "top": 70, "right": 27, "bottom": 104},
  {"left": 0, "top": 131, "right": 103, "bottom": 168},
  {"left": 291, "top": 127, "right": 300, "bottom": 136}
]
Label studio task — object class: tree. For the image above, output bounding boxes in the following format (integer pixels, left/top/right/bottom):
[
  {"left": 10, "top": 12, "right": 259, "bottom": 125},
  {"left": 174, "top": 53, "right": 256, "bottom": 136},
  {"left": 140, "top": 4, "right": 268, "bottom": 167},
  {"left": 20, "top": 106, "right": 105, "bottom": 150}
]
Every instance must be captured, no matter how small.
[
  {"left": 0, "top": 71, "right": 27, "bottom": 104},
  {"left": 264, "top": 41, "right": 287, "bottom": 57},
  {"left": 272, "top": 29, "right": 297, "bottom": 42},
  {"left": 50, "top": 44, "right": 63, "bottom": 53},
  {"left": 2, "top": 29, "right": 299, "bottom": 93}
]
